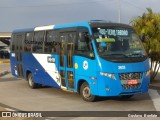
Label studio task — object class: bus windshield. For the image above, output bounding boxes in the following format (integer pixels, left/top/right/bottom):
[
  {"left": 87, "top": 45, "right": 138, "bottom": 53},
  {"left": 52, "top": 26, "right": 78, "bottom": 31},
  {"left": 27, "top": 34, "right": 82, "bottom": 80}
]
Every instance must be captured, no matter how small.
[{"left": 92, "top": 26, "right": 147, "bottom": 62}]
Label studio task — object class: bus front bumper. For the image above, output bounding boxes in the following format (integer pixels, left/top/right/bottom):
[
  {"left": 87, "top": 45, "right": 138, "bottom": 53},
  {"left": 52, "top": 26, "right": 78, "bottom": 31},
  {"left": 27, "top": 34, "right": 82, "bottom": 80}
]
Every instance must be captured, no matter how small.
[{"left": 93, "top": 74, "right": 150, "bottom": 97}]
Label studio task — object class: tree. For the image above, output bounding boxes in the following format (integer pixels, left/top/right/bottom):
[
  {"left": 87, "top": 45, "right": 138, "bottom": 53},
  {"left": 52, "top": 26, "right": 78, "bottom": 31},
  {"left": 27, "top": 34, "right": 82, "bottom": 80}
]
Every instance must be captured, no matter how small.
[{"left": 130, "top": 8, "right": 160, "bottom": 82}]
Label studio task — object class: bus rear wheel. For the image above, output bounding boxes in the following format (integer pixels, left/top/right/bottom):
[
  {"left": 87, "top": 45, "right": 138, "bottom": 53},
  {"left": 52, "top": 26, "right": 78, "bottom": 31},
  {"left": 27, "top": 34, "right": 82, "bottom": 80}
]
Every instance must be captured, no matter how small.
[
  {"left": 28, "top": 73, "right": 38, "bottom": 89},
  {"left": 80, "top": 82, "right": 96, "bottom": 102}
]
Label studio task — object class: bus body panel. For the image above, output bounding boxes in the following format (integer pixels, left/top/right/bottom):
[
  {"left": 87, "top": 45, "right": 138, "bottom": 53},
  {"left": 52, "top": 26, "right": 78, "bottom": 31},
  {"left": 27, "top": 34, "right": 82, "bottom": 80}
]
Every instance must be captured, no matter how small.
[
  {"left": 54, "top": 22, "right": 91, "bottom": 32},
  {"left": 97, "top": 57, "right": 150, "bottom": 73},
  {"left": 74, "top": 56, "right": 98, "bottom": 94},
  {"left": 95, "top": 58, "right": 150, "bottom": 96},
  {"left": 96, "top": 73, "right": 150, "bottom": 96},
  {"left": 10, "top": 53, "right": 18, "bottom": 76},
  {"left": 10, "top": 52, "right": 61, "bottom": 88}
]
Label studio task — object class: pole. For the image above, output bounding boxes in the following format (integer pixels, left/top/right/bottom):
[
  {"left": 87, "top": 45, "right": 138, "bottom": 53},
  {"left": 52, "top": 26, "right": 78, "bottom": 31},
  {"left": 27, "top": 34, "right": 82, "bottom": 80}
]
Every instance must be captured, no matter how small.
[{"left": 118, "top": 0, "right": 121, "bottom": 23}]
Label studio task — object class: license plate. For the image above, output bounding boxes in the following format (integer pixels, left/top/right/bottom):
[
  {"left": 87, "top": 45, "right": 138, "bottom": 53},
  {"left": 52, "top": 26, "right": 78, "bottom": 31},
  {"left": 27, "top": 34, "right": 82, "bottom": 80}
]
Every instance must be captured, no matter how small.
[{"left": 128, "top": 80, "right": 138, "bottom": 85}]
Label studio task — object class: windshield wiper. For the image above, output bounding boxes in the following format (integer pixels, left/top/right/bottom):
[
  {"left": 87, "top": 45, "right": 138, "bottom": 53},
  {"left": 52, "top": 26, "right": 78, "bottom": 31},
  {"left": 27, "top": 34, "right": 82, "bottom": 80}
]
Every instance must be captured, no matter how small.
[
  {"left": 126, "top": 53, "right": 146, "bottom": 57},
  {"left": 102, "top": 53, "right": 146, "bottom": 58},
  {"left": 102, "top": 53, "right": 128, "bottom": 57}
]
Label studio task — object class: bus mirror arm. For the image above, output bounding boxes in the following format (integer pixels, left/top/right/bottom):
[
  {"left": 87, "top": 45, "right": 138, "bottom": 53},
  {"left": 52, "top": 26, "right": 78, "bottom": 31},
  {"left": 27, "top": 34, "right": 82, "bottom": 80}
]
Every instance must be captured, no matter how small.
[
  {"left": 89, "top": 35, "right": 94, "bottom": 41},
  {"left": 89, "top": 51, "right": 94, "bottom": 58}
]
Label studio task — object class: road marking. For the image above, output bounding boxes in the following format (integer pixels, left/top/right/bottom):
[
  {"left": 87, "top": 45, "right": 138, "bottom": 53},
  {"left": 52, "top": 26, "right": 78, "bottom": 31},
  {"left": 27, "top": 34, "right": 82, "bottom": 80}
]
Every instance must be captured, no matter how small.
[
  {"left": 149, "top": 89, "right": 160, "bottom": 111},
  {"left": 5, "top": 108, "right": 15, "bottom": 111},
  {"left": 61, "top": 88, "right": 74, "bottom": 93},
  {"left": 0, "top": 71, "right": 9, "bottom": 77},
  {"left": 0, "top": 103, "right": 22, "bottom": 112}
]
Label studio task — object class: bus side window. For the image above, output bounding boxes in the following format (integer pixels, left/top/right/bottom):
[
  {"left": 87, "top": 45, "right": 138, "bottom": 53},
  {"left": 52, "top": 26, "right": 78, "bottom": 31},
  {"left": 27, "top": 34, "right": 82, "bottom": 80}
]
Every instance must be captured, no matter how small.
[
  {"left": 17, "top": 34, "right": 25, "bottom": 52},
  {"left": 14, "top": 34, "right": 18, "bottom": 52},
  {"left": 24, "top": 32, "right": 33, "bottom": 52},
  {"left": 75, "top": 32, "right": 94, "bottom": 58},
  {"left": 33, "top": 31, "right": 44, "bottom": 53},
  {"left": 11, "top": 34, "right": 16, "bottom": 52},
  {"left": 45, "top": 30, "right": 58, "bottom": 54}
]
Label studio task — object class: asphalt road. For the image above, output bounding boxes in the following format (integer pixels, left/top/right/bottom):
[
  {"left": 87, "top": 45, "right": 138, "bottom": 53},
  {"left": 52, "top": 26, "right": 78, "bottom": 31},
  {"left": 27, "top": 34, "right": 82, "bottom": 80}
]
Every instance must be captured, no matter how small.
[
  {"left": 1, "top": 73, "right": 160, "bottom": 119},
  {"left": 0, "top": 73, "right": 156, "bottom": 111}
]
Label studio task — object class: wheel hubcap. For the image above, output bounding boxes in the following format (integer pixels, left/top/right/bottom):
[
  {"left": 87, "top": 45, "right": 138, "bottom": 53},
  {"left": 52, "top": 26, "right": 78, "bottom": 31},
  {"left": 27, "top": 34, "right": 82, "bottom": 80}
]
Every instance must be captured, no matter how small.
[
  {"left": 29, "top": 76, "right": 33, "bottom": 86},
  {"left": 83, "top": 87, "right": 91, "bottom": 98}
]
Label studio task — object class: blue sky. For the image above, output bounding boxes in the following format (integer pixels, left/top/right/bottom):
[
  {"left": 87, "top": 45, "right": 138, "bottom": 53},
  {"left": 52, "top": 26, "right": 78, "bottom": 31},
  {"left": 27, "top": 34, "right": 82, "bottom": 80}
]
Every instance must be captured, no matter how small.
[{"left": 0, "top": 0, "right": 160, "bottom": 32}]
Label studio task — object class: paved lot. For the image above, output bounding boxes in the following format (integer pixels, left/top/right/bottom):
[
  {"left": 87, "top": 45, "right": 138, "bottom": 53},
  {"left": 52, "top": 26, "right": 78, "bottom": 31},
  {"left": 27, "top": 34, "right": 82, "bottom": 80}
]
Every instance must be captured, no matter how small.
[
  {"left": 0, "top": 62, "right": 10, "bottom": 71},
  {"left": 0, "top": 63, "right": 160, "bottom": 119},
  {"left": 0, "top": 73, "right": 157, "bottom": 111},
  {"left": 0, "top": 74, "right": 160, "bottom": 120}
]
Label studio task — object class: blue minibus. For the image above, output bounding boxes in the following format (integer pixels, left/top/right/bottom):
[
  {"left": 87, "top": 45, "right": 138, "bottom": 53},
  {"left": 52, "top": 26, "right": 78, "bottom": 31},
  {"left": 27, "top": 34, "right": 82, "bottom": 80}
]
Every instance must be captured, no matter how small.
[{"left": 10, "top": 20, "right": 150, "bottom": 101}]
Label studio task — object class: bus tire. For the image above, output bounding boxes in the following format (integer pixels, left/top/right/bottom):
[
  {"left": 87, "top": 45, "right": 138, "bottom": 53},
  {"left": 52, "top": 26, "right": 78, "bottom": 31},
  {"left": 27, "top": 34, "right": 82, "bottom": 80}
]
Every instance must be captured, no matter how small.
[
  {"left": 28, "top": 73, "right": 38, "bottom": 89},
  {"left": 80, "top": 82, "right": 96, "bottom": 102}
]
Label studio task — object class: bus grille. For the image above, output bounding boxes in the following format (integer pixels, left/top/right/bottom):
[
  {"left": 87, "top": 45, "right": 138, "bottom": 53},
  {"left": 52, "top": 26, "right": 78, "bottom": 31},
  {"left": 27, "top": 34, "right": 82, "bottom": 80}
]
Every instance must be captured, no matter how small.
[
  {"left": 118, "top": 72, "right": 142, "bottom": 90},
  {"left": 122, "top": 83, "right": 141, "bottom": 90},
  {"left": 119, "top": 72, "right": 142, "bottom": 80}
]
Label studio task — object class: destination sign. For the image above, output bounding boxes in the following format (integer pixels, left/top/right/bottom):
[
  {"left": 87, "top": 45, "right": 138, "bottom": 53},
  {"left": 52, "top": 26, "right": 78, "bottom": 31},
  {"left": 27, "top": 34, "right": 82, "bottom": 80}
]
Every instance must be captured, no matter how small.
[{"left": 99, "top": 29, "right": 129, "bottom": 36}]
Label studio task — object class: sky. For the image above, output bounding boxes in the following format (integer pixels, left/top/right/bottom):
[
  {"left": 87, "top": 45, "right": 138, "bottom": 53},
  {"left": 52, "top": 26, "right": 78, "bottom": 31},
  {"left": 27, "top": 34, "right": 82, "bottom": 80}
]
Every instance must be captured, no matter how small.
[{"left": 0, "top": 0, "right": 160, "bottom": 32}]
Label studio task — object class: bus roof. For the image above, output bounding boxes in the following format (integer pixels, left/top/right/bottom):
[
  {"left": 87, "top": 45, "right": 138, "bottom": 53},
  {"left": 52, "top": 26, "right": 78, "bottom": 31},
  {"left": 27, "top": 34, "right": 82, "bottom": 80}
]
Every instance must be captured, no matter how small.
[
  {"left": 12, "top": 28, "right": 35, "bottom": 33},
  {"left": 12, "top": 21, "right": 90, "bottom": 33},
  {"left": 12, "top": 20, "right": 131, "bottom": 33},
  {"left": 89, "top": 22, "right": 132, "bottom": 28}
]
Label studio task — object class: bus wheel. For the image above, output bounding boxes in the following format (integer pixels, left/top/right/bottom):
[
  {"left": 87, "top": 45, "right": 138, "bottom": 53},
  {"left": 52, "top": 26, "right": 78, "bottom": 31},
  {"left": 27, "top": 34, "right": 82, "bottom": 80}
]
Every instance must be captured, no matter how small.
[
  {"left": 80, "top": 82, "right": 96, "bottom": 102},
  {"left": 28, "top": 73, "right": 38, "bottom": 89}
]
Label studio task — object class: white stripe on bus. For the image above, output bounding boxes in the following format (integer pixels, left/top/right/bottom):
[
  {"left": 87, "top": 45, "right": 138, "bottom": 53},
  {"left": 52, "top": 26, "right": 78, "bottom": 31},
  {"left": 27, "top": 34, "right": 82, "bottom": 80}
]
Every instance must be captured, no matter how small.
[
  {"left": 34, "top": 25, "right": 55, "bottom": 31},
  {"left": 32, "top": 54, "right": 61, "bottom": 87}
]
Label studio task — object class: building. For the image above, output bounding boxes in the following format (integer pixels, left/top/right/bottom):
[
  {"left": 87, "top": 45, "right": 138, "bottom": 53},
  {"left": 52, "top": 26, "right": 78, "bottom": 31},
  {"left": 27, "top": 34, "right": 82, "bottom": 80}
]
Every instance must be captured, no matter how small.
[{"left": 0, "top": 32, "right": 11, "bottom": 58}]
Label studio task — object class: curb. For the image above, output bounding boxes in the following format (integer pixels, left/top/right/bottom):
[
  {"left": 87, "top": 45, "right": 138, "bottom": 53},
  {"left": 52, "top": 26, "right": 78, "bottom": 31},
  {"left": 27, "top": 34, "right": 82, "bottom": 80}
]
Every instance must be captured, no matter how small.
[
  {"left": 0, "top": 106, "right": 7, "bottom": 111},
  {"left": 149, "top": 89, "right": 160, "bottom": 111},
  {"left": 149, "top": 84, "right": 160, "bottom": 90},
  {"left": 149, "top": 80, "right": 160, "bottom": 90},
  {"left": 0, "top": 71, "right": 9, "bottom": 77}
]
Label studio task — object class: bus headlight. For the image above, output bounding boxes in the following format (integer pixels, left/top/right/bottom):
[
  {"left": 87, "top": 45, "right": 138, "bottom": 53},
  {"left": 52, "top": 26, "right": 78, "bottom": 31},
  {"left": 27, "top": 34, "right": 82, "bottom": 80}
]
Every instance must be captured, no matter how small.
[
  {"left": 145, "top": 70, "right": 151, "bottom": 76},
  {"left": 100, "top": 72, "right": 116, "bottom": 80}
]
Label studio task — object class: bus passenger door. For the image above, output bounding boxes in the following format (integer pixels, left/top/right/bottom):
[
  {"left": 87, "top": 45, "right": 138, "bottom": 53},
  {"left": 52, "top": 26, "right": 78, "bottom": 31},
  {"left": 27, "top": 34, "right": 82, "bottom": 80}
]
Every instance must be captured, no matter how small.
[
  {"left": 59, "top": 33, "right": 67, "bottom": 88},
  {"left": 15, "top": 34, "right": 24, "bottom": 78},
  {"left": 59, "top": 32, "right": 76, "bottom": 90}
]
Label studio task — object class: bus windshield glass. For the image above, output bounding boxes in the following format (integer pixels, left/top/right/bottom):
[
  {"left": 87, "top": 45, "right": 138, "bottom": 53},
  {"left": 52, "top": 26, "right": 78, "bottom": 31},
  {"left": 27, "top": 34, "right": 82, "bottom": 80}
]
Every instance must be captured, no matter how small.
[{"left": 92, "top": 26, "right": 147, "bottom": 62}]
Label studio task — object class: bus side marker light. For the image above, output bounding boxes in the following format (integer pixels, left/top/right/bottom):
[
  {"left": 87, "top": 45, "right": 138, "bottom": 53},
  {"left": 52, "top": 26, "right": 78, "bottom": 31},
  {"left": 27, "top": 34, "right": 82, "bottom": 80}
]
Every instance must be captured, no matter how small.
[
  {"left": 93, "top": 82, "right": 96, "bottom": 85},
  {"left": 89, "top": 76, "right": 97, "bottom": 80},
  {"left": 106, "top": 88, "right": 110, "bottom": 91}
]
